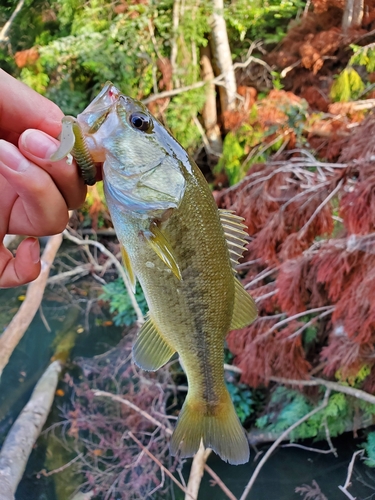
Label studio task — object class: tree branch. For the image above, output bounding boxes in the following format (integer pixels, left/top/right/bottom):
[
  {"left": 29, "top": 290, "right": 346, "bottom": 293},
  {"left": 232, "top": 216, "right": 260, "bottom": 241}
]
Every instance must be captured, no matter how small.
[
  {"left": 63, "top": 229, "right": 144, "bottom": 325},
  {"left": 0, "top": 0, "right": 26, "bottom": 43},
  {"left": 239, "top": 390, "right": 330, "bottom": 500},
  {"left": 185, "top": 442, "right": 211, "bottom": 500}
]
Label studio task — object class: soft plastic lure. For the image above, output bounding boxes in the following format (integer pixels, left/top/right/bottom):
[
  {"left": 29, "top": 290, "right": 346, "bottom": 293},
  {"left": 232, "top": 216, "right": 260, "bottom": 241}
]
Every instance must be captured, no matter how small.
[{"left": 51, "top": 116, "right": 97, "bottom": 186}]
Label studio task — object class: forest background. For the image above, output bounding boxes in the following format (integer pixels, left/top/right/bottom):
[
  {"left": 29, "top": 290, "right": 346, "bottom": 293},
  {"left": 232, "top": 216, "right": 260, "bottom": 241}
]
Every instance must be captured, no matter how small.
[{"left": 2, "top": 0, "right": 375, "bottom": 499}]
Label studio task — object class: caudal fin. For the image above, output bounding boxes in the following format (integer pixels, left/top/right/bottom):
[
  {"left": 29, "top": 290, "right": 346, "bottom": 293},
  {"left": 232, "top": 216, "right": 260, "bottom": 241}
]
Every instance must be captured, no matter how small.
[{"left": 170, "top": 390, "right": 249, "bottom": 465}]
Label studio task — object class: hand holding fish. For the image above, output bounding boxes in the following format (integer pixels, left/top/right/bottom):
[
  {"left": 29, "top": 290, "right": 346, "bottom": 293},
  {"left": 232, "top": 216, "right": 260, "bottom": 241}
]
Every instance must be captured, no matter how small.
[{"left": 0, "top": 70, "right": 87, "bottom": 288}]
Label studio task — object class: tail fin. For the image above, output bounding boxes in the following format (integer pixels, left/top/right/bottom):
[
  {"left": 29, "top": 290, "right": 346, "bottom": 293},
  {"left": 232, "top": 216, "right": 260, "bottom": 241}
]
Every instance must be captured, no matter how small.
[{"left": 170, "top": 390, "right": 249, "bottom": 465}]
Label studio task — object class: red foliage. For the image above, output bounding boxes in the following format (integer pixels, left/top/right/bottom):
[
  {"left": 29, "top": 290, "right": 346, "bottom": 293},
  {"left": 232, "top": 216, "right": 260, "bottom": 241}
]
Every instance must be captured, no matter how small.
[{"left": 227, "top": 320, "right": 311, "bottom": 387}]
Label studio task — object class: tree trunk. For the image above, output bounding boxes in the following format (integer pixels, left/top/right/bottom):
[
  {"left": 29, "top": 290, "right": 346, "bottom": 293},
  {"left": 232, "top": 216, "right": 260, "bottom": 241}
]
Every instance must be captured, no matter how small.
[
  {"left": 200, "top": 45, "right": 223, "bottom": 155},
  {"left": 0, "top": 361, "right": 62, "bottom": 500},
  {"left": 342, "top": 0, "right": 364, "bottom": 32},
  {"left": 209, "top": 0, "right": 237, "bottom": 113}
]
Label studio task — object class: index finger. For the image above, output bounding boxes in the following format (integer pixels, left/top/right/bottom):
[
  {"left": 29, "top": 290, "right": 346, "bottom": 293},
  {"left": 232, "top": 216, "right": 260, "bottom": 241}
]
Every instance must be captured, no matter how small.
[{"left": 0, "top": 70, "right": 63, "bottom": 143}]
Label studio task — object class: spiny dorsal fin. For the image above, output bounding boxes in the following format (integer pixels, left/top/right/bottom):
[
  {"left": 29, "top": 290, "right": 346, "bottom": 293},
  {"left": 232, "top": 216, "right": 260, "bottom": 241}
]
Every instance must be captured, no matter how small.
[
  {"left": 133, "top": 316, "right": 176, "bottom": 371},
  {"left": 120, "top": 244, "right": 136, "bottom": 294},
  {"left": 143, "top": 223, "right": 182, "bottom": 280},
  {"left": 219, "top": 209, "right": 249, "bottom": 270},
  {"left": 230, "top": 278, "right": 258, "bottom": 330}
]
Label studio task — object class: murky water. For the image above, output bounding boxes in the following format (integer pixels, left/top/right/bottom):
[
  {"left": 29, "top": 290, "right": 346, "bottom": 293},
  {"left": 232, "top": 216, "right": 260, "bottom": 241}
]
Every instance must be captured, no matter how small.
[{"left": 1, "top": 273, "right": 375, "bottom": 500}]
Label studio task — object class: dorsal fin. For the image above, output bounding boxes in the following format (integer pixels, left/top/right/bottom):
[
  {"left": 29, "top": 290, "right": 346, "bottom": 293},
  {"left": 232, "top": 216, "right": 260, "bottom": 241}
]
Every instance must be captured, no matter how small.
[
  {"left": 120, "top": 243, "right": 136, "bottom": 293},
  {"left": 219, "top": 209, "right": 249, "bottom": 270}
]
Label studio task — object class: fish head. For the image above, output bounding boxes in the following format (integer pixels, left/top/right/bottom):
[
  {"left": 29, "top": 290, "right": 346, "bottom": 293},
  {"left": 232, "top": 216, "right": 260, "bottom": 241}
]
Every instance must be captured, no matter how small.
[{"left": 76, "top": 82, "right": 189, "bottom": 216}]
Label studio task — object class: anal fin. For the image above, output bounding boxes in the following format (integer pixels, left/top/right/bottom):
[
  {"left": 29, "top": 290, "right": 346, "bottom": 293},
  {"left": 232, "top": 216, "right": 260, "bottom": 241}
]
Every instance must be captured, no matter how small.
[
  {"left": 230, "top": 278, "right": 257, "bottom": 330},
  {"left": 133, "top": 316, "right": 176, "bottom": 371}
]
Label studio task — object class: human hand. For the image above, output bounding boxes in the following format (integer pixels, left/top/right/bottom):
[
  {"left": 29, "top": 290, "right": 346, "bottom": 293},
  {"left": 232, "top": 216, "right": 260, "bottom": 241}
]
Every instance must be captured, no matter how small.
[{"left": 0, "top": 70, "right": 87, "bottom": 288}]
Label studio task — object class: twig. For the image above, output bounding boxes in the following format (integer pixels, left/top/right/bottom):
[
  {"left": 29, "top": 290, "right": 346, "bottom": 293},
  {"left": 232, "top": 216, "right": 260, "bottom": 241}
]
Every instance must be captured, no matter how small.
[
  {"left": 204, "top": 464, "right": 238, "bottom": 500},
  {"left": 281, "top": 442, "right": 335, "bottom": 454},
  {"left": 239, "top": 390, "right": 330, "bottom": 500},
  {"left": 288, "top": 308, "right": 335, "bottom": 339},
  {"left": 185, "top": 442, "right": 211, "bottom": 500},
  {"left": 323, "top": 416, "right": 338, "bottom": 457},
  {"left": 94, "top": 390, "right": 237, "bottom": 500},
  {"left": 255, "top": 306, "right": 335, "bottom": 343},
  {"left": 94, "top": 390, "right": 168, "bottom": 432},
  {"left": 37, "top": 453, "right": 83, "bottom": 477},
  {"left": 39, "top": 305, "right": 51, "bottom": 333},
  {"left": 63, "top": 230, "right": 144, "bottom": 325},
  {"left": 269, "top": 376, "right": 375, "bottom": 406},
  {"left": 244, "top": 267, "right": 277, "bottom": 289},
  {"left": 298, "top": 179, "right": 344, "bottom": 239},
  {"left": 0, "top": 234, "right": 63, "bottom": 378},
  {"left": 47, "top": 263, "right": 102, "bottom": 284},
  {"left": 128, "top": 431, "right": 194, "bottom": 499},
  {"left": 338, "top": 449, "right": 365, "bottom": 499}
]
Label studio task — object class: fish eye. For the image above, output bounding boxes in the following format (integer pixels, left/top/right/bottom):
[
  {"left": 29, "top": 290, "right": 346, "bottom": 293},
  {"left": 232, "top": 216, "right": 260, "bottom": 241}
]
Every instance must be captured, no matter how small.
[{"left": 129, "top": 112, "right": 152, "bottom": 132}]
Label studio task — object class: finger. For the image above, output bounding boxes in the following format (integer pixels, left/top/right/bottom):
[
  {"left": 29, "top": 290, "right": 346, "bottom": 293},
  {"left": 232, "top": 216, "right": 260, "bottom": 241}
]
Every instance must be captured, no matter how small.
[
  {"left": 0, "top": 237, "right": 41, "bottom": 288},
  {"left": 19, "top": 129, "right": 87, "bottom": 209},
  {"left": 0, "top": 70, "right": 63, "bottom": 144},
  {"left": 0, "top": 140, "right": 69, "bottom": 235}
]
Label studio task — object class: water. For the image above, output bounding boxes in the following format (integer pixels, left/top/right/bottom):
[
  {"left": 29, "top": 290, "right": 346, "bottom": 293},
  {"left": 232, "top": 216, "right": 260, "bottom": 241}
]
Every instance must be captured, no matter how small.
[{"left": 1, "top": 275, "right": 375, "bottom": 500}]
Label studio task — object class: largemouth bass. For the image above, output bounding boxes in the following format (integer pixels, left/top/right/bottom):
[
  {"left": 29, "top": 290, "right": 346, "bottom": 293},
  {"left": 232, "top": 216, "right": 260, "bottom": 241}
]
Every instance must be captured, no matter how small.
[{"left": 52, "top": 83, "right": 257, "bottom": 465}]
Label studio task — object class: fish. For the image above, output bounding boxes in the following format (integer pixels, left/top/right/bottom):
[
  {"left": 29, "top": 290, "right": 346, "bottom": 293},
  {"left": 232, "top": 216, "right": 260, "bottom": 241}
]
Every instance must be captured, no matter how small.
[{"left": 52, "top": 82, "right": 257, "bottom": 465}]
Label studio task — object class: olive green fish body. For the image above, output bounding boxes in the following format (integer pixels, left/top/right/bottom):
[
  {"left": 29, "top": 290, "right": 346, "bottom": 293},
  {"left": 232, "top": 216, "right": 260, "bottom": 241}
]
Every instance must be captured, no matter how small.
[{"left": 53, "top": 83, "right": 257, "bottom": 464}]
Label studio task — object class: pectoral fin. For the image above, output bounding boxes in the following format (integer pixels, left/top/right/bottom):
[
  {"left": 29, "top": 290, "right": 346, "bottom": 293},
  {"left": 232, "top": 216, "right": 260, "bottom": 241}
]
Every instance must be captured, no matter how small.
[
  {"left": 133, "top": 317, "right": 176, "bottom": 371},
  {"left": 143, "top": 223, "right": 182, "bottom": 280},
  {"left": 219, "top": 209, "right": 249, "bottom": 270},
  {"left": 230, "top": 278, "right": 257, "bottom": 330},
  {"left": 120, "top": 244, "right": 136, "bottom": 293}
]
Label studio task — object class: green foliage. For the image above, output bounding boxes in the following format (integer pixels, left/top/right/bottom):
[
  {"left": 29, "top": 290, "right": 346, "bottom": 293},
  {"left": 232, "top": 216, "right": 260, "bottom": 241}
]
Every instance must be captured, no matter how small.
[
  {"left": 225, "top": 0, "right": 305, "bottom": 47},
  {"left": 330, "top": 68, "right": 365, "bottom": 102},
  {"left": 256, "top": 386, "right": 375, "bottom": 442},
  {"left": 349, "top": 43, "right": 375, "bottom": 73},
  {"left": 363, "top": 432, "right": 375, "bottom": 467},
  {"left": 227, "top": 382, "right": 254, "bottom": 423},
  {"left": 100, "top": 278, "right": 148, "bottom": 326}
]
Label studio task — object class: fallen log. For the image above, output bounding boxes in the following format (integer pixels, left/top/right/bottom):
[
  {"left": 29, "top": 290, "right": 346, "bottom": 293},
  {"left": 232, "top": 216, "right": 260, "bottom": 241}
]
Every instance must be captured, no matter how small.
[
  {"left": 0, "top": 233, "right": 63, "bottom": 378},
  {"left": 0, "top": 361, "right": 62, "bottom": 500}
]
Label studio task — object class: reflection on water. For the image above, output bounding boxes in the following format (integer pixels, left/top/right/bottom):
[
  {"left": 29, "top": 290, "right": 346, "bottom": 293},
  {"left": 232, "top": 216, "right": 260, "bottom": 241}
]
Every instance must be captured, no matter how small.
[{"left": 0, "top": 277, "right": 375, "bottom": 500}]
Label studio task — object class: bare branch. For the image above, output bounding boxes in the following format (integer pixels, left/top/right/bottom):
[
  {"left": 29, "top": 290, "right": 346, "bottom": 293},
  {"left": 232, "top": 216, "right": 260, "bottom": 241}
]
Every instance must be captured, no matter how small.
[
  {"left": 63, "top": 229, "right": 144, "bottom": 325},
  {"left": 128, "top": 431, "right": 194, "bottom": 499},
  {"left": 239, "top": 390, "right": 330, "bottom": 500},
  {"left": 94, "top": 390, "right": 237, "bottom": 500},
  {"left": 338, "top": 450, "right": 365, "bottom": 499}
]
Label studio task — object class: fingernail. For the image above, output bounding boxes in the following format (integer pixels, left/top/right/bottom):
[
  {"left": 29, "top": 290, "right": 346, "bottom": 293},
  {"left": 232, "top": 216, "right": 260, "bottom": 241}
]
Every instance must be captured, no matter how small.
[
  {"left": 21, "top": 129, "right": 58, "bottom": 159},
  {"left": 29, "top": 238, "right": 40, "bottom": 264},
  {"left": 0, "top": 140, "right": 29, "bottom": 172}
]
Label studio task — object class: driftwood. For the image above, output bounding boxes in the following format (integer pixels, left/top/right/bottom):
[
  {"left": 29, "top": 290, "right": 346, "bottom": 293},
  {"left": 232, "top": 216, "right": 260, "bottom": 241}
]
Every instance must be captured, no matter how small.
[
  {"left": 0, "top": 233, "right": 63, "bottom": 378},
  {"left": 0, "top": 361, "right": 62, "bottom": 500}
]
